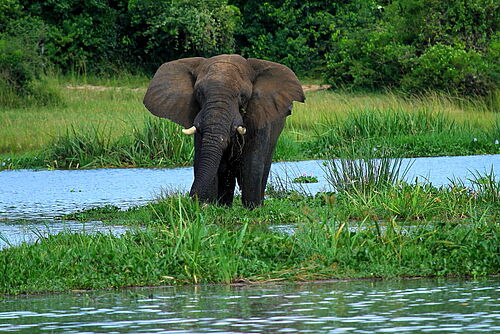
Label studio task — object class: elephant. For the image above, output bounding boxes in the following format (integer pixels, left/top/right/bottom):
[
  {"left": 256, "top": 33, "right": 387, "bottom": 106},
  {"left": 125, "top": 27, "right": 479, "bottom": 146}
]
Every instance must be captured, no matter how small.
[{"left": 143, "top": 54, "right": 305, "bottom": 208}]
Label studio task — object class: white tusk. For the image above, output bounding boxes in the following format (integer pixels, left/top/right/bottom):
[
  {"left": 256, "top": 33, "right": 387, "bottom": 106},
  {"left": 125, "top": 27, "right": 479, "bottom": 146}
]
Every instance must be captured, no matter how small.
[
  {"left": 237, "top": 126, "right": 246, "bottom": 135},
  {"left": 182, "top": 126, "right": 197, "bottom": 135}
]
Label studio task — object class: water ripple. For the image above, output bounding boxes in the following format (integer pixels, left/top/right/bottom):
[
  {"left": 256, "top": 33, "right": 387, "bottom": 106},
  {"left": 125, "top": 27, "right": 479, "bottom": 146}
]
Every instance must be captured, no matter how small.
[{"left": 0, "top": 278, "right": 498, "bottom": 333}]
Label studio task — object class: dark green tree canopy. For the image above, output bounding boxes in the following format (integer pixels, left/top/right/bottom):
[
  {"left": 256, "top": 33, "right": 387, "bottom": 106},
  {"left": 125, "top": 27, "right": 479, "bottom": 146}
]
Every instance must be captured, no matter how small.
[{"left": 1, "top": 0, "right": 498, "bottom": 96}]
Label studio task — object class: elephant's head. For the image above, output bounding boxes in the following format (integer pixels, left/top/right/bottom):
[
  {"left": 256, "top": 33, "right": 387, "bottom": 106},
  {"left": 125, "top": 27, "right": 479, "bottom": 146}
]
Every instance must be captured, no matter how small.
[{"left": 143, "top": 54, "right": 304, "bottom": 203}]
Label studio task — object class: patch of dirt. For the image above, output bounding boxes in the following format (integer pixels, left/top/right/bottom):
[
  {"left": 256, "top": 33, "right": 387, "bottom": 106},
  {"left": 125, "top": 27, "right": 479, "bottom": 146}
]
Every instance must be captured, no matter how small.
[
  {"left": 66, "top": 84, "right": 331, "bottom": 93},
  {"left": 65, "top": 85, "right": 145, "bottom": 92},
  {"left": 302, "top": 84, "right": 332, "bottom": 92}
]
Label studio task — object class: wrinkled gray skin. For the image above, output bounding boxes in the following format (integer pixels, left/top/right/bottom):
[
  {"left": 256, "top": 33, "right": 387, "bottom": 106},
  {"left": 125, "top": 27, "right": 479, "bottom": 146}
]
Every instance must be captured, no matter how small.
[{"left": 144, "top": 54, "right": 305, "bottom": 208}]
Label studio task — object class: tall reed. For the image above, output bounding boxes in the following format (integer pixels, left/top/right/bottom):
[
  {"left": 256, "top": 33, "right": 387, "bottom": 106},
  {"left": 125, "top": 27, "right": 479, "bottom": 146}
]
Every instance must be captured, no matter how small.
[
  {"left": 307, "top": 107, "right": 499, "bottom": 158},
  {"left": 116, "top": 117, "right": 193, "bottom": 166},
  {"left": 46, "top": 124, "right": 116, "bottom": 168}
]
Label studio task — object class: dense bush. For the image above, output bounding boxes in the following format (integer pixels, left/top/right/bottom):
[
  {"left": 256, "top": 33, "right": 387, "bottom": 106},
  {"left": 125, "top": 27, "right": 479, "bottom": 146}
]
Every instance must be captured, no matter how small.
[
  {"left": 325, "top": 29, "right": 414, "bottom": 89},
  {"left": 18, "top": 0, "right": 239, "bottom": 73},
  {"left": 230, "top": 0, "right": 338, "bottom": 76},
  {"left": 402, "top": 44, "right": 495, "bottom": 95},
  {"left": 129, "top": 0, "right": 239, "bottom": 71},
  {"left": 0, "top": 20, "right": 44, "bottom": 91},
  {"left": 20, "top": 0, "right": 127, "bottom": 73}
]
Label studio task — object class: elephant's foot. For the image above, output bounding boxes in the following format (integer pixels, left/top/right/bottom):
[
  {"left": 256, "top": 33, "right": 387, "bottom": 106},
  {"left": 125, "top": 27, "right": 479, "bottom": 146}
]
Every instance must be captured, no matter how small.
[{"left": 242, "top": 197, "right": 263, "bottom": 209}]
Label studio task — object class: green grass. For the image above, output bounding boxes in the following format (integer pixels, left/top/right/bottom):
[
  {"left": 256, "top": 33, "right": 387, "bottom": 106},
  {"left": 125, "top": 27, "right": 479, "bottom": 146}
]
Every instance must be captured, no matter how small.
[
  {"left": 1, "top": 219, "right": 497, "bottom": 295},
  {"left": 45, "top": 117, "right": 193, "bottom": 169},
  {"left": 0, "top": 79, "right": 147, "bottom": 155},
  {"left": 65, "top": 163, "right": 498, "bottom": 225},
  {"left": 0, "top": 76, "right": 498, "bottom": 170}
]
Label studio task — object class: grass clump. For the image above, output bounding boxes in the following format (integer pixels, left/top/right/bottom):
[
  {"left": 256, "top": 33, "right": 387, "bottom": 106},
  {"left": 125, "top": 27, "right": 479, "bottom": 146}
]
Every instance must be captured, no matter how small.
[
  {"left": 43, "top": 117, "right": 193, "bottom": 169},
  {"left": 116, "top": 117, "right": 193, "bottom": 167},
  {"left": 323, "top": 156, "right": 412, "bottom": 194},
  {"left": 318, "top": 156, "right": 498, "bottom": 221},
  {"left": 64, "top": 193, "right": 310, "bottom": 227},
  {"left": 305, "top": 108, "right": 500, "bottom": 159}
]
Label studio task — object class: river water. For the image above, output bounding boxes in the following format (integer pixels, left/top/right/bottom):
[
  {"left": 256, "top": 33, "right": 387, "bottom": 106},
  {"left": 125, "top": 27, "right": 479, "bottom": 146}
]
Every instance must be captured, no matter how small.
[
  {"left": 0, "top": 155, "right": 498, "bottom": 249},
  {"left": 0, "top": 278, "right": 498, "bottom": 333},
  {"left": 1, "top": 155, "right": 498, "bottom": 221}
]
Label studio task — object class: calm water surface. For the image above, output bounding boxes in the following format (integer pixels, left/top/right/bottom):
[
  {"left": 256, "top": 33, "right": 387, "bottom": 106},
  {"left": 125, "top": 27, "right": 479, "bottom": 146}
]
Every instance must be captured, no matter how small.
[
  {"left": 0, "top": 278, "right": 498, "bottom": 333},
  {"left": 0, "top": 220, "right": 131, "bottom": 249},
  {"left": 1, "top": 155, "right": 498, "bottom": 221}
]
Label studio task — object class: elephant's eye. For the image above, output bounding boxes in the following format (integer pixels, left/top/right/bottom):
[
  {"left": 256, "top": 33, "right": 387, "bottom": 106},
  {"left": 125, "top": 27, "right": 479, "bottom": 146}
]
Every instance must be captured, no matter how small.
[
  {"left": 195, "top": 88, "right": 205, "bottom": 102},
  {"left": 240, "top": 93, "right": 248, "bottom": 106}
]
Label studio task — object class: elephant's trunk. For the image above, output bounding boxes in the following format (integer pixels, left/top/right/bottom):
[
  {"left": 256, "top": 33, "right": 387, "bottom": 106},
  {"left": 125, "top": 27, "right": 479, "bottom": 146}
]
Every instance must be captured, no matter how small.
[
  {"left": 189, "top": 137, "right": 224, "bottom": 202},
  {"left": 189, "top": 94, "right": 237, "bottom": 203}
]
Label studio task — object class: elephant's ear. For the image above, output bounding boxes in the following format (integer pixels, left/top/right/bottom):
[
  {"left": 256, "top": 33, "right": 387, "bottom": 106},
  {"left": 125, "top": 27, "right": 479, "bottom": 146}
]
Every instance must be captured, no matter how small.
[
  {"left": 246, "top": 58, "right": 305, "bottom": 129},
  {"left": 143, "top": 57, "right": 205, "bottom": 128}
]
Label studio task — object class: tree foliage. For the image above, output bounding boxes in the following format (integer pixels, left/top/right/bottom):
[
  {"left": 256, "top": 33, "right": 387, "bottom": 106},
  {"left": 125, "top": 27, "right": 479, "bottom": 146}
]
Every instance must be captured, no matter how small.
[
  {"left": 325, "top": 0, "right": 499, "bottom": 95},
  {"left": 0, "top": 0, "right": 56, "bottom": 105},
  {"left": 0, "top": 0, "right": 498, "bottom": 96},
  {"left": 129, "top": 0, "right": 239, "bottom": 71},
  {"left": 231, "top": 0, "right": 337, "bottom": 76}
]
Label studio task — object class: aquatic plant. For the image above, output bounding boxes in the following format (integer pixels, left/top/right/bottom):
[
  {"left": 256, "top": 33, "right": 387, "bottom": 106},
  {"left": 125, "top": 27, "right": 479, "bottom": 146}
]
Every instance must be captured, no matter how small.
[
  {"left": 292, "top": 173, "right": 319, "bottom": 183},
  {"left": 1, "top": 211, "right": 497, "bottom": 295},
  {"left": 2, "top": 168, "right": 498, "bottom": 295}
]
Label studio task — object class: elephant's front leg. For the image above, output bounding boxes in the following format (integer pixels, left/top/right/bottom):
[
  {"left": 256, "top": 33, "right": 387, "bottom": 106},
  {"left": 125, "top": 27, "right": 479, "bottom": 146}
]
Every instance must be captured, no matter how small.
[{"left": 238, "top": 117, "right": 286, "bottom": 208}]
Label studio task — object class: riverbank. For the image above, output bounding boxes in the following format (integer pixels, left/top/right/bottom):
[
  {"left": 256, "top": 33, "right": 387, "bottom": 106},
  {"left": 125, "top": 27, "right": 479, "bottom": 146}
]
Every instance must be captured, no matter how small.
[
  {"left": 1, "top": 77, "right": 498, "bottom": 170},
  {"left": 1, "top": 167, "right": 498, "bottom": 295}
]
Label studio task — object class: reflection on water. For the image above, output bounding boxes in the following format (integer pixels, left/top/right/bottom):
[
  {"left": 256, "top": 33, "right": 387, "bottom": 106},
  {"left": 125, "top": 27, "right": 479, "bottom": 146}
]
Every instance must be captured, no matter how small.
[
  {"left": 1, "top": 155, "right": 498, "bottom": 221},
  {"left": 0, "top": 278, "right": 498, "bottom": 333}
]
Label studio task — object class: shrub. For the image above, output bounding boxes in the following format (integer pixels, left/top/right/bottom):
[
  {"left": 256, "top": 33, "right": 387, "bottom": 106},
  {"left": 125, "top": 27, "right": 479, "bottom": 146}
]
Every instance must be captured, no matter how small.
[
  {"left": 402, "top": 44, "right": 495, "bottom": 96},
  {"left": 325, "top": 30, "right": 414, "bottom": 89},
  {"left": 232, "top": 0, "right": 339, "bottom": 76},
  {"left": 0, "top": 13, "right": 45, "bottom": 90},
  {"left": 21, "top": 0, "right": 125, "bottom": 74},
  {"left": 128, "top": 0, "right": 240, "bottom": 70}
]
